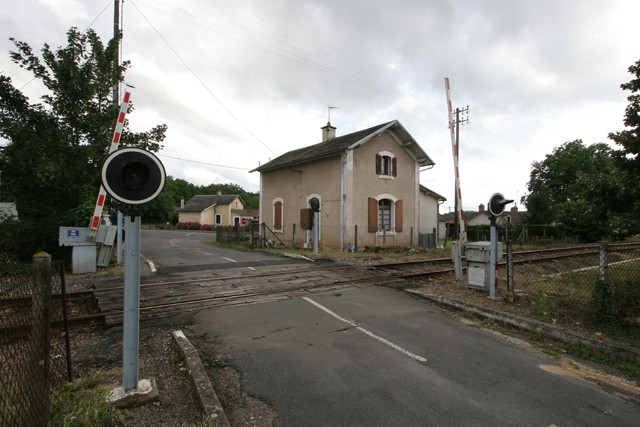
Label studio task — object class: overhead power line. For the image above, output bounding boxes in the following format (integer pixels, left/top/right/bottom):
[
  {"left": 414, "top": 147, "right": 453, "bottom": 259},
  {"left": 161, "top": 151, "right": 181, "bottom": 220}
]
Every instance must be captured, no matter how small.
[
  {"left": 157, "top": 153, "right": 251, "bottom": 171},
  {"left": 130, "top": 0, "right": 533, "bottom": 150},
  {"left": 129, "top": 0, "right": 277, "bottom": 157}
]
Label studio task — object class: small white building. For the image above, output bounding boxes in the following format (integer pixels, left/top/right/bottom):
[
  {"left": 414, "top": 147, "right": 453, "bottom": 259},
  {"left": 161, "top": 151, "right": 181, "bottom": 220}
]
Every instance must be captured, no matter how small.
[
  {"left": 419, "top": 185, "right": 446, "bottom": 244},
  {"left": 0, "top": 203, "right": 18, "bottom": 221}
]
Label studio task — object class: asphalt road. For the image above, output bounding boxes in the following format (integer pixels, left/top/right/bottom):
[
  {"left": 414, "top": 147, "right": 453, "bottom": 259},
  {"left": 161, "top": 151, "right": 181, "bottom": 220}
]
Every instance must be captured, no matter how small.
[
  {"left": 190, "top": 286, "right": 640, "bottom": 426},
  {"left": 140, "top": 229, "right": 308, "bottom": 274}
]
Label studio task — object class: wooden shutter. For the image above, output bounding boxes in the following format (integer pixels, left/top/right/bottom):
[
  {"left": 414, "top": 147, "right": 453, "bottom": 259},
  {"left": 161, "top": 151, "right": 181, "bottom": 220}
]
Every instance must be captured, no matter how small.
[
  {"left": 368, "top": 198, "right": 378, "bottom": 233},
  {"left": 300, "top": 208, "right": 312, "bottom": 230},
  {"left": 274, "top": 201, "right": 282, "bottom": 230},
  {"left": 375, "top": 154, "right": 381, "bottom": 175},
  {"left": 392, "top": 157, "right": 397, "bottom": 177},
  {"left": 395, "top": 200, "right": 403, "bottom": 232}
]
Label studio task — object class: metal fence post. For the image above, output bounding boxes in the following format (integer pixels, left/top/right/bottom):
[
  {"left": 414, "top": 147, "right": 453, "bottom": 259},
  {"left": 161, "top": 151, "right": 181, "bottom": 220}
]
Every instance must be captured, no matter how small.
[
  {"left": 410, "top": 226, "right": 414, "bottom": 249},
  {"left": 598, "top": 242, "right": 608, "bottom": 282},
  {"left": 292, "top": 224, "right": 296, "bottom": 249},
  {"left": 59, "top": 264, "right": 73, "bottom": 382},
  {"left": 28, "top": 251, "right": 52, "bottom": 425},
  {"left": 354, "top": 225, "right": 358, "bottom": 252},
  {"left": 507, "top": 240, "right": 514, "bottom": 303}
]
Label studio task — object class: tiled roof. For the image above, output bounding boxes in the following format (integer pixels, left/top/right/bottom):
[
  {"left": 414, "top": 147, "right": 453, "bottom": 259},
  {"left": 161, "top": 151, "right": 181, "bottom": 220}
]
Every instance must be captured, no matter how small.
[
  {"left": 251, "top": 120, "right": 434, "bottom": 173},
  {"left": 179, "top": 195, "right": 240, "bottom": 212}
]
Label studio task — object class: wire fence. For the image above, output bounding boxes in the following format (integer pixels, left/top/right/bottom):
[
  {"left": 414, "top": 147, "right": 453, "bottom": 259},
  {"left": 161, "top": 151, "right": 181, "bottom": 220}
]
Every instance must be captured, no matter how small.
[
  {"left": 250, "top": 222, "right": 440, "bottom": 251},
  {"left": 0, "top": 254, "right": 73, "bottom": 426},
  {"left": 505, "top": 242, "right": 640, "bottom": 332}
]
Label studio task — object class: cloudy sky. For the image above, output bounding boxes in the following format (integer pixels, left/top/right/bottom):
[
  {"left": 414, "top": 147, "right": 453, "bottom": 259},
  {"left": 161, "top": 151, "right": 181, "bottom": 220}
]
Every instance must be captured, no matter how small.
[{"left": 2, "top": 0, "right": 639, "bottom": 213}]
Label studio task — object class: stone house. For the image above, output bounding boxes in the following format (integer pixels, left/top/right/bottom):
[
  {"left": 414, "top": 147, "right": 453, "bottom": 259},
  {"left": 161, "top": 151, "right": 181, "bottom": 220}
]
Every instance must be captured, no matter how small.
[
  {"left": 178, "top": 194, "right": 246, "bottom": 227},
  {"left": 251, "top": 120, "right": 438, "bottom": 249},
  {"left": 467, "top": 204, "right": 529, "bottom": 226}
]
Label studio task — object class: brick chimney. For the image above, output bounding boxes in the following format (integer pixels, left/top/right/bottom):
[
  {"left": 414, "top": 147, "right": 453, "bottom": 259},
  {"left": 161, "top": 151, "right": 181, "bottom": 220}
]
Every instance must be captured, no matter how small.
[
  {"left": 321, "top": 122, "right": 336, "bottom": 142},
  {"left": 478, "top": 203, "right": 485, "bottom": 213},
  {"left": 511, "top": 205, "right": 518, "bottom": 213}
]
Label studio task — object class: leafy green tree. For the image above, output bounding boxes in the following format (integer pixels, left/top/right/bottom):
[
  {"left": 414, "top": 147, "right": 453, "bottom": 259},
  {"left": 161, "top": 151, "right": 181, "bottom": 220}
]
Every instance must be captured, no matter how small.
[
  {"left": 609, "top": 59, "right": 640, "bottom": 161},
  {"left": 141, "top": 176, "right": 199, "bottom": 224},
  {"left": 522, "top": 140, "right": 626, "bottom": 241},
  {"left": 608, "top": 58, "right": 640, "bottom": 237},
  {"left": 0, "top": 28, "right": 166, "bottom": 259}
]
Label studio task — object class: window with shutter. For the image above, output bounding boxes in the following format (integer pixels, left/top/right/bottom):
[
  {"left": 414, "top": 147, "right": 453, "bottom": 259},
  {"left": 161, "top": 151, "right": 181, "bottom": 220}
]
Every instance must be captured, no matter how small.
[
  {"left": 368, "top": 198, "right": 378, "bottom": 232},
  {"left": 368, "top": 196, "right": 403, "bottom": 234},
  {"left": 273, "top": 200, "right": 283, "bottom": 231},
  {"left": 376, "top": 151, "right": 396, "bottom": 178},
  {"left": 378, "top": 199, "right": 392, "bottom": 231},
  {"left": 300, "top": 208, "right": 312, "bottom": 230},
  {"left": 395, "top": 200, "right": 403, "bottom": 232}
]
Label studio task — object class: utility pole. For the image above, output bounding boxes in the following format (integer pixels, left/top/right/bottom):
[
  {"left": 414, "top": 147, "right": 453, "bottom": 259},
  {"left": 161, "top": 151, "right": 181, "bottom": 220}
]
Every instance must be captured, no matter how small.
[
  {"left": 113, "top": 0, "right": 124, "bottom": 263},
  {"left": 453, "top": 106, "right": 469, "bottom": 241},
  {"left": 113, "top": 0, "right": 121, "bottom": 106},
  {"left": 444, "top": 77, "right": 470, "bottom": 280}
]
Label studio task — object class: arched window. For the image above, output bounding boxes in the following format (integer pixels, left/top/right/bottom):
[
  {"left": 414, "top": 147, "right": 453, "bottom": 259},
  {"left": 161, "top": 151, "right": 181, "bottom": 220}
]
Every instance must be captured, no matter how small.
[
  {"left": 368, "top": 195, "right": 403, "bottom": 234},
  {"left": 378, "top": 199, "right": 392, "bottom": 231}
]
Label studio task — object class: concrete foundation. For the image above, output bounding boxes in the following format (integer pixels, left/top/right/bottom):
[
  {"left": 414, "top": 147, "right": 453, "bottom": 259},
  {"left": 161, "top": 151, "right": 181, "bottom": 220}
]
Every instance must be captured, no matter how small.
[{"left": 106, "top": 378, "right": 159, "bottom": 408}]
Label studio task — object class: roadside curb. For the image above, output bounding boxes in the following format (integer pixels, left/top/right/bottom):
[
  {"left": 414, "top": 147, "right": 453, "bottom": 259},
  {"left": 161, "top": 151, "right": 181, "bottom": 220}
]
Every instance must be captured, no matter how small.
[
  {"left": 171, "top": 330, "right": 230, "bottom": 427},
  {"left": 406, "top": 288, "right": 640, "bottom": 362}
]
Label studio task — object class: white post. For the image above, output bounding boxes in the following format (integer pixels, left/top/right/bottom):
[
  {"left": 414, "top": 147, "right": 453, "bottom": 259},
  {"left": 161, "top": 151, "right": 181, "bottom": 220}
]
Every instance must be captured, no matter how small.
[{"left": 313, "top": 211, "right": 319, "bottom": 254}]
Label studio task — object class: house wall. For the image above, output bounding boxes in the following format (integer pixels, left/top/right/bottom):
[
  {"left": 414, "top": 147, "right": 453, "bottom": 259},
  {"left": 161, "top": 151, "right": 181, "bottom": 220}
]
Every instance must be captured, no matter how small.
[
  {"left": 229, "top": 198, "right": 244, "bottom": 225},
  {"left": 259, "top": 156, "right": 342, "bottom": 247},
  {"left": 438, "top": 220, "right": 449, "bottom": 240},
  {"left": 178, "top": 211, "right": 202, "bottom": 224},
  {"left": 202, "top": 206, "right": 216, "bottom": 225},
  {"left": 349, "top": 133, "right": 418, "bottom": 248},
  {"left": 419, "top": 192, "right": 440, "bottom": 238},
  {"left": 467, "top": 214, "right": 491, "bottom": 226},
  {"left": 258, "top": 133, "right": 424, "bottom": 249}
]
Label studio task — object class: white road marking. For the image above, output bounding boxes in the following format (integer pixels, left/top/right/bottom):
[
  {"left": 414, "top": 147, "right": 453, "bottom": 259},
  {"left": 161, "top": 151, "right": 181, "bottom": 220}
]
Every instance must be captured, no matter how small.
[
  {"left": 223, "top": 257, "right": 237, "bottom": 262},
  {"left": 141, "top": 255, "right": 156, "bottom": 273},
  {"left": 303, "top": 297, "right": 427, "bottom": 363}
]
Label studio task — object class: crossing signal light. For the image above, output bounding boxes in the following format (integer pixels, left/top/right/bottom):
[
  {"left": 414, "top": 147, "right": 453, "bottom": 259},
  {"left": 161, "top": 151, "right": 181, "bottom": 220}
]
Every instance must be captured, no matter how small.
[
  {"left": 101, "top": 148, "right": 166, "bottom": 205},
  {"left": 488, "top": 193, "right": 514, "bottom": 217}
]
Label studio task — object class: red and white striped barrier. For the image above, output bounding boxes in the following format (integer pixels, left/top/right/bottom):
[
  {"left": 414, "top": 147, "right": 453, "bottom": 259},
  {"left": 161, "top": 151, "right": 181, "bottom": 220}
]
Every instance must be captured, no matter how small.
[
  {"left": 444, "top": 77, "right": 467, "bottom": 244},
  {"left": 88, "top": 89, "right": 132, "bottom": 237}
]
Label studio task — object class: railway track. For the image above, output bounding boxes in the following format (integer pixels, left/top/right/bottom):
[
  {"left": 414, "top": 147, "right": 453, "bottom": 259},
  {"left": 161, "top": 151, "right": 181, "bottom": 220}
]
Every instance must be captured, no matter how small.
[{"left": 5, "top": 242, "right": 640, "bottom": 329}]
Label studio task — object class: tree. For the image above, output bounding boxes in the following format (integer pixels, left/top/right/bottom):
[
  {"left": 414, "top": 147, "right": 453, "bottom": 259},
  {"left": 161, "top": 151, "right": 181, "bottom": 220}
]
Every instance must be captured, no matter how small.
[
  {"left": 0, "top": 28, "right": 166, "bottom": 259},
  {"left": 608, "top": 58, "right": 640, "bottom": 237},
  {"left": 609, "top": 59, "right": 640, "bottom": 161},
  {"left": 522, "top": 140, "right": 626, "bottom": 241}
]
